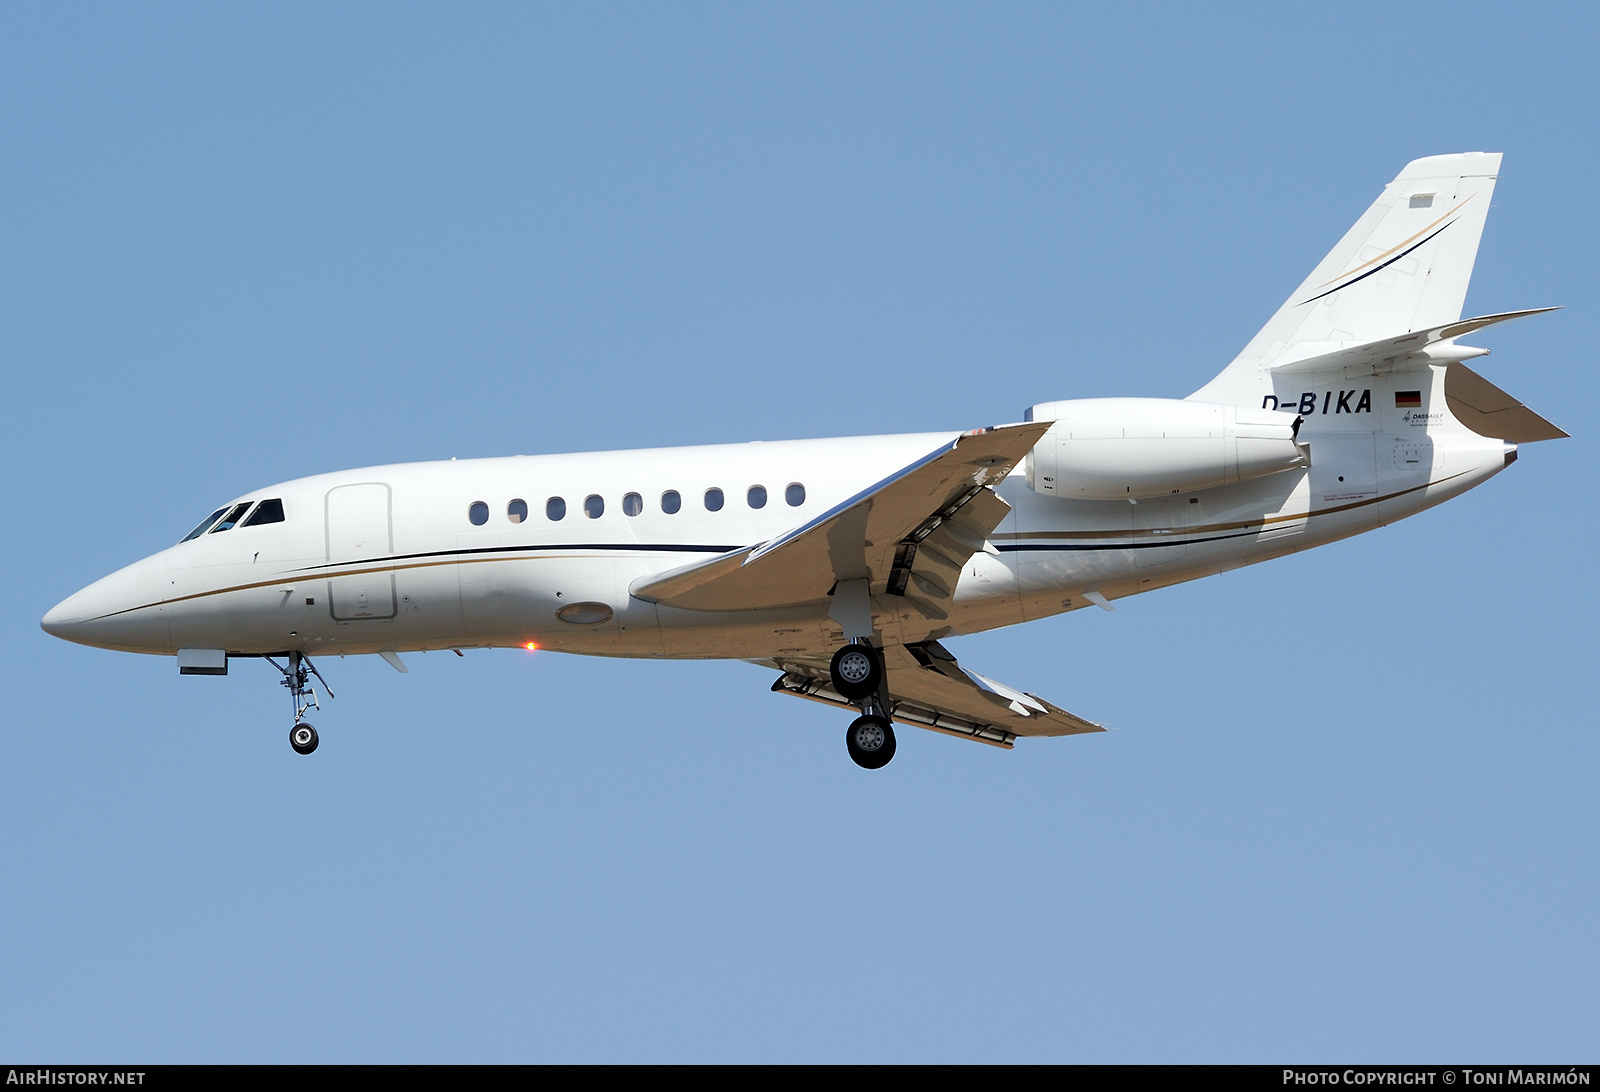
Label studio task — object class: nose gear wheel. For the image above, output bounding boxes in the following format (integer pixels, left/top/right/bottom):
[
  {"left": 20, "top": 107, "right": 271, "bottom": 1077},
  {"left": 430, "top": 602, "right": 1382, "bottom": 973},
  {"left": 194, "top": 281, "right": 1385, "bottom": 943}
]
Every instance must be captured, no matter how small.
[{"left": 290, "top": 723, "right": 319, "bottom": 755}]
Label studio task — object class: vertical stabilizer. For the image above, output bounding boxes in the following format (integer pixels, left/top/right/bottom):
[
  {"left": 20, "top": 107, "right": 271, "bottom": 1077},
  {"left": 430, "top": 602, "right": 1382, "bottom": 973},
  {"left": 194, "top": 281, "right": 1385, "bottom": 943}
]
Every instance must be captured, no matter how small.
[{"left": 1191, "top": 153, "right": 1502, "bottom": 406}]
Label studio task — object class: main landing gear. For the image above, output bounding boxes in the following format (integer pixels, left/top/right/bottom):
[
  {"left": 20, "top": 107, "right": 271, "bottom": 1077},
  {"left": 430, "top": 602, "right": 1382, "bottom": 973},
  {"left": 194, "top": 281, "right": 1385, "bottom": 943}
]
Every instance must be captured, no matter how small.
[
  {"left": 830, "top": 641, "right": 896, "bottom": 770},
  {"left": 829, "top": 644, "right": 882, "bottom": 701},
  {"left": 846, "top": 713, "right": 896, "bottom": 770},
  {"left": 265, "top": 651, "right": 334, "bottom": 756}
]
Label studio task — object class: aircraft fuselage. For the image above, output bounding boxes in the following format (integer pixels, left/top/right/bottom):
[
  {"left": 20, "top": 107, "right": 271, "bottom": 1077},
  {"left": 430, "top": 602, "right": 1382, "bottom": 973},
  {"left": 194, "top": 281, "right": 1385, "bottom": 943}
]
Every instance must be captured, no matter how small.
[{"left": 41, "top": 389, "right": 1513, "bottom": 666}]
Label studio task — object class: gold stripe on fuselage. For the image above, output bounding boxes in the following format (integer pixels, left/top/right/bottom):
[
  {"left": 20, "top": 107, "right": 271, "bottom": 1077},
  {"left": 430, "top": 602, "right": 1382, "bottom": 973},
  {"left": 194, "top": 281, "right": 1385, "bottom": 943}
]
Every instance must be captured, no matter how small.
[{"left": 95, "top": 473, "right": 1466, "bottom": 622}]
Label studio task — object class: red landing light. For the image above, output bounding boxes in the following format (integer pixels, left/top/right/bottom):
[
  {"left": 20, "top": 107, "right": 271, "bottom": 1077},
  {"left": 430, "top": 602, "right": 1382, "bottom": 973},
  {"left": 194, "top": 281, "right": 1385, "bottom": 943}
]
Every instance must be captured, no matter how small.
[{"left": 524, "top": 642, "right": 540, "bottom": 651}]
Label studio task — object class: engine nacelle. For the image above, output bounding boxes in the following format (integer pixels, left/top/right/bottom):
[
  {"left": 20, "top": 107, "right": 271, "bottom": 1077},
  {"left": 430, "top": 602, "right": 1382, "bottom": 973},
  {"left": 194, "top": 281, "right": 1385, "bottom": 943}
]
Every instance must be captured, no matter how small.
[{"left": 1024, "top": 397, "right": 1305, "bottom": 500}]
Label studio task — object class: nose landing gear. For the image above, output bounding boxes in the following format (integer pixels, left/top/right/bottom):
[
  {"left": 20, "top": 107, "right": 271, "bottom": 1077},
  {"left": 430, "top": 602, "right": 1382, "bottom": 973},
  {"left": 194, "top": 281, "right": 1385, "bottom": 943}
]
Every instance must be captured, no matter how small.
[
  {"left": 290, "top": 723, "right": 319, "bottom": 755},
  {"left": 265, "top": 651, "right": 335, "bottom": 756}
]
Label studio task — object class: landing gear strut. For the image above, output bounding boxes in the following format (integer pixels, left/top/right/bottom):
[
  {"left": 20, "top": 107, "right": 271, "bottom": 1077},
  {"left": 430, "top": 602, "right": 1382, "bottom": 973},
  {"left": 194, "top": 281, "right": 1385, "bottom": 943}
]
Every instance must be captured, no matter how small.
[{"left": 265, "top": 651, "right": 334, "bottom": 756}]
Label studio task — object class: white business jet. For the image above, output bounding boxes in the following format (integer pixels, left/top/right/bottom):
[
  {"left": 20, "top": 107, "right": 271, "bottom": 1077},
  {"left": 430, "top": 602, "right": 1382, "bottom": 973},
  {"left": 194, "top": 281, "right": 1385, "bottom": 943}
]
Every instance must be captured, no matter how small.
[{"left": 42, "top": 153, "right": 1564, "bottom": 768}]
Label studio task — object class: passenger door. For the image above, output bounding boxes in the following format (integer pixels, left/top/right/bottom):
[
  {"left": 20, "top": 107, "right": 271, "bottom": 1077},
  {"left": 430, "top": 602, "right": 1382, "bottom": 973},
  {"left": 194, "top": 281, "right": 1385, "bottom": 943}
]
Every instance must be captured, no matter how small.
[{"left": 325, "top": 483, "right": 397, "bottom": 621}]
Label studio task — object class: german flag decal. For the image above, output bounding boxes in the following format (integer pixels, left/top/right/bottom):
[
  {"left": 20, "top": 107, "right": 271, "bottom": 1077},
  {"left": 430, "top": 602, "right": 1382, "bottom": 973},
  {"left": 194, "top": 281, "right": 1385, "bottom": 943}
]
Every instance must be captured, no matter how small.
[{"left": 1395, "top": 391, "right": 1423, "bottom": 408}]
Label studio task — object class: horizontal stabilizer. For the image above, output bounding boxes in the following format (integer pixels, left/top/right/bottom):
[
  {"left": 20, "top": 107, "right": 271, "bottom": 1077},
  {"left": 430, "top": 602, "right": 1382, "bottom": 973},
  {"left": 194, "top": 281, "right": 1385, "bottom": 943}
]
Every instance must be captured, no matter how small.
[
  {"left": 771, "top": 641, "right": 1106, "bottom": 748},
  {"left": 1445, "top": 363, "right": 1568, "bottom": 443},
  {"left": 632, "top": 421, "right": 1049, "bottom": 611},
  {"left": 1270, "top": 307, "right": 1559, "bottom": 377}
]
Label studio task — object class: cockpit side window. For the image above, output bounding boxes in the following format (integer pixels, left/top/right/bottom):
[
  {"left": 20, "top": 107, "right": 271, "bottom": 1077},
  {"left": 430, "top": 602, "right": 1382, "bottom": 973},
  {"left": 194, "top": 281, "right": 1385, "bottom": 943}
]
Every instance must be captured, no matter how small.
[
  {"left": 180, "top": 506, "right": 231, "bottom": 543},
  {"left": 209, "top": 502, "right": 253, "bottom": 533},
  {"left": 242, "top": 498, "right": 285, "bottom": 527}
]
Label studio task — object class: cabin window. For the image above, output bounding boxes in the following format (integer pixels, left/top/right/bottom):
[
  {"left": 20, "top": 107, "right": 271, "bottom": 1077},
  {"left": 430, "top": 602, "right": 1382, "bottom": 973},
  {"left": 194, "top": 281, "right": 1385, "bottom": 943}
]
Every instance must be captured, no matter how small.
[
  {"left": 747, "top": 485, "right": 767, "bottom": 509},
  {"left": 584, "top": 494, "right": 604, "bottom": 519},
  {"left": 661, "top": 490, "right": 682, "bottom": 514},
  {"left": 508, "top": 498, "right": 528, "bottom": 524},
  {"left": 210, "top": 503, "right": 253, "bottom": 533},
  {"left": 547, "top": 497, "right": 566, "bottom": 521},
  {"left": 704, "top": 487, "right": 724, "bottom": 512},
  {"left": 623, "top": 492, "right": 643, "bottom": 517},
  {"left": 786, "top": 483, "right": 806, "bottom": 507},
  {"left": 468, "top": 501, "right": 490, "bottom": 526},
  {"left": 242, "top": 498, "right": 285, "bottom": 527},
  {"left": 181, "top": 506, "right": 231, "bottom": 543}
]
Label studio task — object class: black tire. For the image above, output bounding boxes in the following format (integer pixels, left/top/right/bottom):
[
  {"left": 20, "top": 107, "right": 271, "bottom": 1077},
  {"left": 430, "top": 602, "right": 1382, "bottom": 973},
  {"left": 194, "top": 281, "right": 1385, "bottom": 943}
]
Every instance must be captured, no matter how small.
[
  {"left": 845, "top": 714, "right": 896, "bottom": 770},
  {"left": 830, "top": 644, "right": 882, "bottom": 701},
  {"left": 290, "top": 723, "right": 319, "bottom": 755}
]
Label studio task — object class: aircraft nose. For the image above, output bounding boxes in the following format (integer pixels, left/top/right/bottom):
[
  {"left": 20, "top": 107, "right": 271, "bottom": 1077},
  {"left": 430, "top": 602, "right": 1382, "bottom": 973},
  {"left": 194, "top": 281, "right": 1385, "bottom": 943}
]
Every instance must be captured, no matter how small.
[
  {"left": 40, "top": 592, "right": 87, "bottom": 638},
  {"left": 41, "top": 556, "right": 172, "bottom": 652}
]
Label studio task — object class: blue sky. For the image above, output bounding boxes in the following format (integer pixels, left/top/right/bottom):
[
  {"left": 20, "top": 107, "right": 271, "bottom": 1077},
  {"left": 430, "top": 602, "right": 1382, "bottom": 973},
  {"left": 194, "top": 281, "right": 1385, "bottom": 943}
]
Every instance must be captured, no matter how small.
[{"left": 3, "top": 2, "right": 1597, "bottom": 1061}]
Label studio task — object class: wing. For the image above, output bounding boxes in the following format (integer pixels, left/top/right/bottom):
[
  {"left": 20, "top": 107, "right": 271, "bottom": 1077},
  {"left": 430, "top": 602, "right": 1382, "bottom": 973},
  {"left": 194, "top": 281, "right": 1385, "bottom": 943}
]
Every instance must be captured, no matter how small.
[
  {"left": 630, "top": 421, "right": 1051, "bottom": 612},
  {"left": 771, "top": 641, "right": 1107, "bottom": 749}
]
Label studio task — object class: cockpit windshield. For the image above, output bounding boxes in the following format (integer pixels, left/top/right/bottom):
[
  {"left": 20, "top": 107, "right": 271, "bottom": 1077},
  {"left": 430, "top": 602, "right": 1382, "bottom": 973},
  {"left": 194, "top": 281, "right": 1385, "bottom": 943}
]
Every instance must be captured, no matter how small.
[
  {"left": 180, "top": 506, "right": 231, "bottom": 543},
  {"left": 179, "top": 498, "right": 287, "bottom": 543},
  {"left": 208, "top": 503, "right": 253, "bottom": 534},
  {"left": 242, "top": 498, "right": 285, "bottom": 526}
]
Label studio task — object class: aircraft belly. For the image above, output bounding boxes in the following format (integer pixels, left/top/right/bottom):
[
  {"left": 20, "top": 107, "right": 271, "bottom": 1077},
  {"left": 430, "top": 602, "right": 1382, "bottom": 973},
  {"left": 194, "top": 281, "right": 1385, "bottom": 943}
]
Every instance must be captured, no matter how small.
[
  {"left": 458, "top": 551, "right": 566, "bottom": 643},
  {"left": 1001, "top": 469, "right": 1357, "bottom": 617},
  {"left": 653, "top": 602, "right": 834, "bottom": 660},
  {"left": 451, "top": 552, "right": 665, "bottom": 655},
  {"left": 632, "top": 574, "right": 1032, "bottom": 658}
]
